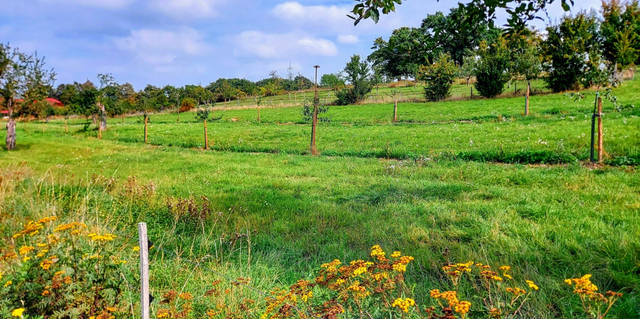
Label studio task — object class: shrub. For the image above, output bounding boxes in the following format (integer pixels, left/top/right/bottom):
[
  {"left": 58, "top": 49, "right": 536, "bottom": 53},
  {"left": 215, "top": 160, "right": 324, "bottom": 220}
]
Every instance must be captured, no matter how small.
[
  {"left": 475, "top": 37, "right": 511, "bottom": 98},
  {"left": 335, "top": 55, "right": 372, "bottom": 105},
  {"left": 543, "top": 12, "right": 600, "bottom": 92},
  {"left": 418, "top": 53, "right": 458, "bottom": 101},
  {"left": 179, "top": 97, "right": 196, "bottom": 113}
]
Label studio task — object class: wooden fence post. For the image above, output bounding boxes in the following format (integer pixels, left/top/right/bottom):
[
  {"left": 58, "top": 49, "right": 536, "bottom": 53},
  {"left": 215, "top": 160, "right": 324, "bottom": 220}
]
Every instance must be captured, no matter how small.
[
  {"left": 138, "top": 223, "right": 150, "bottom": 319},
  {"left": 597, "top": 97, "right": 603, "bottom": 163}
]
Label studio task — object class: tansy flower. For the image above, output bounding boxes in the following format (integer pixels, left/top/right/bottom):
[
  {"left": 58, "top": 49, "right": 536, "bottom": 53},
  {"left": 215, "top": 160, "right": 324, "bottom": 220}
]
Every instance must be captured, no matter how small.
[
  {"left": 11, "top": 308, "right": 25, "bottom": 317},
  {"left": 19, "top": 246, "right": 35, "bottom": 255},
  {"left": 4, "top": 280, "right": 12, "bottom": 287},
  {"left": 526, "top": 280, "right": 539, "bottom": 291},
  {"left": 454, "top": 301, "right": 471, "bottom": 314},
  {"left": 392, "top": 298, "right": 416, "bottom": 313},
  {"left": 391, "top": 251, "right": 402, "bottom": 258}
]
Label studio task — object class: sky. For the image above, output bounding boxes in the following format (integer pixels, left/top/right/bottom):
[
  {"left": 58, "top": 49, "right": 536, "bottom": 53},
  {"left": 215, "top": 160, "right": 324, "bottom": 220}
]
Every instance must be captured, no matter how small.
[{"left": 0, "top": 0, "right": 603, "bottom": 90}]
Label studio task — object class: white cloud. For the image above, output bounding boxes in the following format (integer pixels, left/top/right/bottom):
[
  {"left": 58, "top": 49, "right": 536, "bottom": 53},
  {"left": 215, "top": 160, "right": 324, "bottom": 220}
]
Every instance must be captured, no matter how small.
[
  {"left": 40, "top": 0, "right": 136, "bottom": 9},
  {"left": 272, "top": 2, "right": 350, "bottom": 28},
  {"left": 113, "top": 28, "right": 210, "bottom": 64},
  {"left": 233, "top": 31, "right": 337, "bottom": 59},
  {"left": 337, "top": 35, "right": 358, "bottom": 44},
  {"left": 149, "top": 0, "right": 225, "bottom": 20}
]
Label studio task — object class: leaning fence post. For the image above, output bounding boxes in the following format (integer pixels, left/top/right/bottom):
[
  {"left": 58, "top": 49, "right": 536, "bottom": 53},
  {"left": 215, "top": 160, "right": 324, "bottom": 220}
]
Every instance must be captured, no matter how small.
[{"left": 138, "top": 222, "right": 150, "bottom": 319}]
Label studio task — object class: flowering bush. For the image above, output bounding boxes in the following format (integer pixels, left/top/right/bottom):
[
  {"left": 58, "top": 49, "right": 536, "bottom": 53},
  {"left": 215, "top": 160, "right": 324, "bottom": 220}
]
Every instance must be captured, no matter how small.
[{"left": 0, "top": 216, "right": 128, "bottom": 319}]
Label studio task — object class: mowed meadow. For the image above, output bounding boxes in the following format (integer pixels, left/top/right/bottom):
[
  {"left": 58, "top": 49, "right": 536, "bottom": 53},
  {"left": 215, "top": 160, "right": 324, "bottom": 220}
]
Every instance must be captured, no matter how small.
[{"left": 1, "top": 79, "right": 639, "bottom": 318}]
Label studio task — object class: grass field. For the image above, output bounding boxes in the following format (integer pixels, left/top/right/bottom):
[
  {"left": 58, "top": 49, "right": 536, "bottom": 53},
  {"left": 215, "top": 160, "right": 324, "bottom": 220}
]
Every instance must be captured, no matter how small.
[{"left": 1, "top": 79, "right": 639, "bottom": 318}]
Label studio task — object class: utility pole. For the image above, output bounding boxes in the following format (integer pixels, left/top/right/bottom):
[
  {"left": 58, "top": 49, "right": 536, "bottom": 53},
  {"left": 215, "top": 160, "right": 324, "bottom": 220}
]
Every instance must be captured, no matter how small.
[{"left": 310, "top": 65, "right": 320, "bottom": 155}]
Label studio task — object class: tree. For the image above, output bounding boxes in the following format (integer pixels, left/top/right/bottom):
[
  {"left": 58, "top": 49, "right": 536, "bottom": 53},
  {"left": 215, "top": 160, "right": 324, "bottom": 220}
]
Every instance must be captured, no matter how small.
[
  {"left": 418, "top": 53, "right": 458, "bottom": 101},
  {"left": 320, "top": 73, "right": 345, "bottom": 92},
  {"left": 543, "top": 11, "right": 601, "bottom": 92},
  {"left": 474, "top": 37, "right": 511, "bottom": 98},
  {"left": 509, "top": 30, "right": 543, "bottom": 115},
  {"left": 459, "top": 54, "right": 478, "bottom": 86},
  {"left": 368, "top": 27, "right": 428, "bottom": 80},
  {"left": 194, "top": 106, "right": 221, "bottom": 150},
  {"left": 601, "top": 0, "right": 640, "bottom": 72},
  {"left": 1, "top": 45, "right": 55, "bottom": 150},
  {"left": 0, "top": 44, "right": 26, "bottom": 150},
  {"left": 349, "top": 0, "right": 574, "bottom": 30},
  {"left": 97, "top": 73, "right": 117, "bottom": 134},
  {"left": 336, "top": 55, "right": 372, "bottom": 105}
]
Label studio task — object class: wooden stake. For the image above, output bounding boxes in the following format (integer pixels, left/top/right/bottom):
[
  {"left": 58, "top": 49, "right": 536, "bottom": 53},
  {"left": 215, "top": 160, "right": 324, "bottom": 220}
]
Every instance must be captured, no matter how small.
[
  {"left": 98, "top": 123, "right": 102, "bottom": 139},
  {"left": 597, "top": 97, "right": 603, "bottom": 163},
  {"left": 525, "top": 82, "right": 530, "bottom": 116},
  {"left": 144, "top": 114, "right": 148, "bottom": 144},
  {"left": 393, "top": 98, "right": 398, "bottom": 123},
  {"left": 65, "top": 119, "right": 68, "bottom": 134},
  {"left": 204, "top": 119, "right": 209, "bottom": 150},
  {"left": 138, "top": 223, "right": 150, "bottom": 319},
  {"left": 257, "top": 106, "right": 261, "bottom": 123},
  {"left": 122, "top": 113, "right": 125, "bottom": 123}
]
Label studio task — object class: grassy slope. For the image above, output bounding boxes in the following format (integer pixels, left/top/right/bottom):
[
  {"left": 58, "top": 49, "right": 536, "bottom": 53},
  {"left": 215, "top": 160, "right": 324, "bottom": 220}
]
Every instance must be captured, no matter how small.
[
  {"left": 1, "top": 79, "right": 639, "bottom": 317},
  {"left": 44, "top": 78, "right": 640, "bottom": 163}
]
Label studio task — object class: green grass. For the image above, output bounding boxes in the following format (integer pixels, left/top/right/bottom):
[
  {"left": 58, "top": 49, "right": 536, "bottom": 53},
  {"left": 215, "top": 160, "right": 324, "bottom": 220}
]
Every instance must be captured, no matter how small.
[
  {"left": 1, "top": 78, "right": 639, "bottom": 318},
  {"left": 40, "top": 78, "right": 640, "bottom": 164}
]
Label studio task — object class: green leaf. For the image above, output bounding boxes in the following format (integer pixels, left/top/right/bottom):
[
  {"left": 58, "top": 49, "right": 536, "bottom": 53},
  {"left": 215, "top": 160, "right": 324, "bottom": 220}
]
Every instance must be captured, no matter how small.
[{"left": 561, "top": 1, "right": 570, "bottom": 11}]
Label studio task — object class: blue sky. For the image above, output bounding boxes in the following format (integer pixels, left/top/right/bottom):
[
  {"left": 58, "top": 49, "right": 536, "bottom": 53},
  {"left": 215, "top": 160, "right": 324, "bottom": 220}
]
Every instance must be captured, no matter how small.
[{"left": 0, "top": 0, "right": 602, "bottom": 90}]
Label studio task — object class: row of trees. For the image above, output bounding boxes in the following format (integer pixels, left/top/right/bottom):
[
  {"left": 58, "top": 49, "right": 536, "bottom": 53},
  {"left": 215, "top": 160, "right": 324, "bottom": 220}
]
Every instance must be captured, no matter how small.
[{"left": 373, "top": 1, "right": 640, "bottom": 108}]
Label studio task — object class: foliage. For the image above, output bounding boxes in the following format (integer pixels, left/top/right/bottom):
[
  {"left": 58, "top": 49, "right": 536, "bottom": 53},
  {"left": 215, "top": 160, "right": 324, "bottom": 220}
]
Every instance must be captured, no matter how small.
[
  {"left": 335, "top": 55, "right": 372, "bottom": 105},
  {"left": 474, "top": 37, "right": 511, "bottom": 98},
  {"left": 508, "top": 29, "right": 543, "bottom": 84},
  {"left": 320, "top": 73, "right": 345, "bottom": 91},
  {"left": 0, "top": 217, "right": 126, "bottom": 318},
  {"left": 368, "top": 27, "right": 429, "bottom": 80},
  {"left": 302, "top": 95, "right": 330, "bottom": 124},
  {"left": 601, "top": 0, "right": 640, "bottom": 67},
  {"left": 543, "top": 12, "right": 601, "bottom": 92},
  {"left": 418, "top": 53, "right": 458, "bottom": 102},
  {"left": 458, "top": 55, "right": 477, "bottom": 86},
  {"left": 349, "top": 0, "right": 574, "bottom": 31},
  {"left": 180, "top": 97, "right": 196, "bottom": 113}
]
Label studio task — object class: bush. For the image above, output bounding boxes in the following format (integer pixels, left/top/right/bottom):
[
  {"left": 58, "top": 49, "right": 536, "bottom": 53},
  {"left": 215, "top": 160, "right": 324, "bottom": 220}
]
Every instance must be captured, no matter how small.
[
  {"left": 335, "top": 55, "right": 372, "bottom": 105},
  {"left": 543, "top": 12, "right": 600, "bottom": 92},
  {"left": 475, "top": 38, "right": 511, "bottom": 98},
  {"left": 179, "top": 97, "right": 196, "bottom": 113},
  {"left": 418, "top": 53, "right": 458, "bottom": 101}
]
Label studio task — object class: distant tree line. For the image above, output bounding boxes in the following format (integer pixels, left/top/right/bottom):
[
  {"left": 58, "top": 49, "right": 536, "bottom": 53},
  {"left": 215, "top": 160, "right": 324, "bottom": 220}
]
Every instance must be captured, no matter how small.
[{"left": 369, "top": 0, "right": 640, "bottom": 101}]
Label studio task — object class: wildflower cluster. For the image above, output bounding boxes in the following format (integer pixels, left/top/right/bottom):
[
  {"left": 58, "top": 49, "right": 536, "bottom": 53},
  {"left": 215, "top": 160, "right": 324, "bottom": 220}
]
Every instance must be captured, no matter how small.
[
  {"left": 425, "top": 262, "right": 540, "bottom": 319},
  {"left": 0, "top": 215, "right": 127, "bottom": 318},
  {"left": 564, "top": 274, "right": 623, "bottom": 319},
  {"left": 263, "top": 245, "right": 417, "bottom": 318}
]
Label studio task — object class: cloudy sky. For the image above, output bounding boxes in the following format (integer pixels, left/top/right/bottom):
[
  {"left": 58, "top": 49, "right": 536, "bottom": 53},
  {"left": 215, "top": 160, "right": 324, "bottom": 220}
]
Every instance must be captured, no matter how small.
[{"left": 0, "top": 0, "right": 602, "bottom": 90}]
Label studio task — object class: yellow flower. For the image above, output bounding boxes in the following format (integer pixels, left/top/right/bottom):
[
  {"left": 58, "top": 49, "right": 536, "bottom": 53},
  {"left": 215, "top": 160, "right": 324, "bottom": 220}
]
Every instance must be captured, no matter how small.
[
  {"left": 391, "top": 251, "right": 402, "bottom": 258},
  {"left": 526, "top": 280, "right": 539, "bottom": 291},
  {"left": 88, "top": 233, "right": 117, "bottom": 242},
  {"left": 454, "top": 301, "right": 471, "bottom": 314},
  {"left": 19, "top": 246, "right": 35, "bottom": 255},
  {"left": 4, "top": 280, "right": 12, "bottom": 287},
  {"left": 132, "top": 246, "right": 140, "bottom": 252},
  {"left": 38, "top": 216, "right": 58, "bottom": 223},
  {"left": 391, "top": 298, "right": 415, "bottom": 313},
  {"left": 178, "top": 292, "right": 193, "bottom": 300},
  {"left": 11, "top": 308, "right": 25, "bottom": 317}
]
